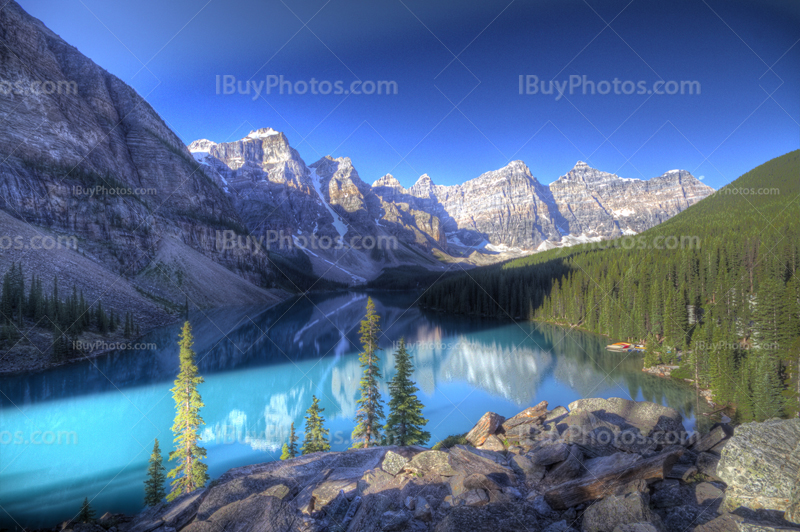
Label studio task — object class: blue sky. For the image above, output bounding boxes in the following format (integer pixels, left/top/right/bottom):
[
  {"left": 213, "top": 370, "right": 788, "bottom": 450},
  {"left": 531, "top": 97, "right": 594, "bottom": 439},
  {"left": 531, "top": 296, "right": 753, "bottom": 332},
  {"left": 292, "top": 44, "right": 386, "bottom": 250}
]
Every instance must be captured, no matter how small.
[{"left": 20, "top": 0, "right": 800, "bottom": 189}]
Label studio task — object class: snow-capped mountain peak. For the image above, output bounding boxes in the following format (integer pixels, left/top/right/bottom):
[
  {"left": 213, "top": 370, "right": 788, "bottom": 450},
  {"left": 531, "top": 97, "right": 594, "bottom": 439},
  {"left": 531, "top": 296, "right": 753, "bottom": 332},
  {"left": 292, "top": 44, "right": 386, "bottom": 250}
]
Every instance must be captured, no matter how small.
[{"left": 243, "top": 128, "right": 280, "bottom": 140}]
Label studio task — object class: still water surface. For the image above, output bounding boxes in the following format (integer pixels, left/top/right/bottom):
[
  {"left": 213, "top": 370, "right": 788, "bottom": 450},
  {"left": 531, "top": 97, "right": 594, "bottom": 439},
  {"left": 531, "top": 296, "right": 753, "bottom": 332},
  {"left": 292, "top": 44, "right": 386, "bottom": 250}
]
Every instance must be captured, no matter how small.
[{"left": 0, "top": 291, "right": 710, "bottom": 527}]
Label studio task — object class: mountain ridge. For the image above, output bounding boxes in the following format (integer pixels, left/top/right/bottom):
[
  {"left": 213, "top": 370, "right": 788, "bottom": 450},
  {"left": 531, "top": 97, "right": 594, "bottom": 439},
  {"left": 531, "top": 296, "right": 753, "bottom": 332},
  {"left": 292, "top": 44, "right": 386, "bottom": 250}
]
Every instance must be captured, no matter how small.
[{"left": 190, "top": 128, "right": 714, "bottom": 267}]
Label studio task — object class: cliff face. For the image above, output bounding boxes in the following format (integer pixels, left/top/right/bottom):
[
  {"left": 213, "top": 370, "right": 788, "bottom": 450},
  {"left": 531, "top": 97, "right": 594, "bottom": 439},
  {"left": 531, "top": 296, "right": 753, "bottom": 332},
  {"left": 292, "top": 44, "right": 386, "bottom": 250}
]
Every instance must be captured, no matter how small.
[
  {"left": 409, "top": 161, "right": 567, "bottom": 250},
  {"left": 0, "top": 1, "right": 285, "bottom": 318},
  {"left": 188, "top": 130, "right": 334, "bottom": 239},
  {"left": 191, "top": 136, "right": 455, "bottom": 285},
  {"left": 549, "top": 162, "right": 714, "bottom": 239}
]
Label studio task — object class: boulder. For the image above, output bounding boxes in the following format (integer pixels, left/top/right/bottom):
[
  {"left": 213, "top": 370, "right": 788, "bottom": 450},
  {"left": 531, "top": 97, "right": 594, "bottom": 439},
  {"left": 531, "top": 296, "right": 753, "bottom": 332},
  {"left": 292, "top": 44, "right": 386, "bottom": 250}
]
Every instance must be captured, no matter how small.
[
  {"left": 414, "top": 496, "right": 432, "bottom": 522},
  {"left": 528, "top": 494, "right": 557, "bottom": 518},
  {"left": 465, "top": 412, "right": 506, "bottom": 447},
  {"left": 695, "top": 482, "right": 725, "bottom": 506},
  {"left": 463, "top": 473, "right": 504, "bottom": 492},
  {"left": 433, "top": 503, "right": 543, "bottom": 532},
  {"left": 665, "top": 463, "right": 697, "bottom": 481},
  {"left": 382, "top": 450, "right": 409, "bottom": 475},
  {"left": 127, "top": 490, "right": 208, "bottom": 532},
  {"left": 510, "top": 453, "right": 546, "bottom": 485},
  {"left": 544, "top": 521, "right": 578, "bottom": 532},
  {"left": 404, "top": 450, "right": 458, "bottom": 477},
  {"left": 447, "top": 446, "right": 514, "bottom": 486},
  {"left": 544, "top": 445, "right": 584, "bottom": 486},
  {"left": 718, "top": 418, "right": 800, "bottom": 514},
  {"left": 502, "top": 401, "right": 549, "bottom": 431},
  {"left": 692, "top": 514, "right": 743, "bottom": 532},
  {"left": 697, "top": 452, "right": 721, "bottom": 481},
  {"left": 530, "top": 442, "right": 571, "bottom": 466},
  {"left": 545, "top": 406, "right": 570, "bottom": 424},
  {"left": 380, "top": 509, "right": 411, "bottom": 531},
  {"left": 660, "top": 504, "right": 717, "bottom": 530},
  {"left": 462, "top": 489, "right": 490, "bottom": 506},
  {"left": 558, "top": 411, "right": 621, "bottom": 458},
  {"left": 690, "top": 425, "right": 734, "bottom": 454},
  {"left": 568, "top": 397, "right": 685, "bottom": 438},
  {"left": 650, "top": 481, "right": 689, "bottom": 508},
  {"left": 612, "top": 525, "right": 659, "bottom": 532},
  {"left": 580, "top": 492, "right": 662, "bottom": 532},
  {"left": 478, "top": 434, "right": 506, "bottom": 452}
]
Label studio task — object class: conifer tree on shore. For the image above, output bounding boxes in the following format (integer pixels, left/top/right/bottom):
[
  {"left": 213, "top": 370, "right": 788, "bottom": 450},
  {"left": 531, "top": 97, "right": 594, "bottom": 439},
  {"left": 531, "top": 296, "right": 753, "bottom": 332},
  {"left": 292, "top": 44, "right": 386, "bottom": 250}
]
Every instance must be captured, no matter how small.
[
  {"left": 352, "top": 298, "right": 385, "bottom": 447},
  {"left": 385, "top": 338, "right": 430, "bottom": 446},
  {"left": 301, "top": 396, "right": 330, "bottom": 454},
  {"left": 144, "top": 439, "right": 167, "bottom": 506},
  {"left": 167, "top": 322, "right": 208, "bottom": 501}
]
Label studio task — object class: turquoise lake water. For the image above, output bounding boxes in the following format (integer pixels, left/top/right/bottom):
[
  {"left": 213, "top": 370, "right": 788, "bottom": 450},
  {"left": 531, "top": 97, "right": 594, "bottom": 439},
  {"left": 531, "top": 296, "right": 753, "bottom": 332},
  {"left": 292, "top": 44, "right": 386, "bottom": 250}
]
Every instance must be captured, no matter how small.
[{"left": 0, "top": 291, "right": 710, "bottom": 527}]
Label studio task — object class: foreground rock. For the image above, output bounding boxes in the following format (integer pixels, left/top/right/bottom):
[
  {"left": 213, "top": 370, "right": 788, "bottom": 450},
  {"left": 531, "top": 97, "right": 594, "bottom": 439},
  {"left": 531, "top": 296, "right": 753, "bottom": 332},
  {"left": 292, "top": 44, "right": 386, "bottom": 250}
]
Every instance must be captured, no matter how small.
[
  {"left": 718, "top": 418, "right": 800, "bottom": 521},
  {"left": 117, "top": 398, "right": 800, "bottom": 532}
]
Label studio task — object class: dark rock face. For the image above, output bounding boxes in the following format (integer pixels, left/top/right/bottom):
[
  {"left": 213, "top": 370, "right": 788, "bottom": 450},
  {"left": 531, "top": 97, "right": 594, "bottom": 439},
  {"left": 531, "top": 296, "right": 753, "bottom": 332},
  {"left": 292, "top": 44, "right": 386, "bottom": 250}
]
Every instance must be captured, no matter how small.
[{"left": 0, "top": 1, "right": 285, "bottom": 333}]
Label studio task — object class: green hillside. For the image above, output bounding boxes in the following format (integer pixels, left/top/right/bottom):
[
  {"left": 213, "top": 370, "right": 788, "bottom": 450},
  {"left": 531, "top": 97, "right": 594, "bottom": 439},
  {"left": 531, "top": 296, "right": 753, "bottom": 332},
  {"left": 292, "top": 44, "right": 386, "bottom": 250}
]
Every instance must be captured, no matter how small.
[{"left": 420, "top": 151, "right": 800, "bottom": 421}]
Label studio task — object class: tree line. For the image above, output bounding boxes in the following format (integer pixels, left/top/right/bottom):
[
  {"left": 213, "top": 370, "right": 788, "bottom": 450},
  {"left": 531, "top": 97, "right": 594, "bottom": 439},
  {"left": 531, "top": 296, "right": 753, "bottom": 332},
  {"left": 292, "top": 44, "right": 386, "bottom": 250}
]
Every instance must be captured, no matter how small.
[
  {"left": 0, "top": 262, "right": 140, "bottom": 360},
  {"left": 419, "top": 151, "right": 800, "bottom": 422}
]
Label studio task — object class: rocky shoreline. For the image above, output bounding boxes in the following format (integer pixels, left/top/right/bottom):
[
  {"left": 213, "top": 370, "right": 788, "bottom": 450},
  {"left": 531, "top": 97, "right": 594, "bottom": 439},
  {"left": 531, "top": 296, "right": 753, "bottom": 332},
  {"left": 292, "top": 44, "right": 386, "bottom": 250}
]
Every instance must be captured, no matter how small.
[{"left": 56, "top": 397, "right": 800, "bottom": 532}]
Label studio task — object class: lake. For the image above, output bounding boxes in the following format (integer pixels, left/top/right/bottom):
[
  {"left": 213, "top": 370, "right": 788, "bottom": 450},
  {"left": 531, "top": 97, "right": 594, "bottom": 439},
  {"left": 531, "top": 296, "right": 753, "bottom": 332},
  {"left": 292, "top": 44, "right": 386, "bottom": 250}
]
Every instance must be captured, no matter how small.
[{"left": 0, "top": 290, "right": 711, "bottom": 528}]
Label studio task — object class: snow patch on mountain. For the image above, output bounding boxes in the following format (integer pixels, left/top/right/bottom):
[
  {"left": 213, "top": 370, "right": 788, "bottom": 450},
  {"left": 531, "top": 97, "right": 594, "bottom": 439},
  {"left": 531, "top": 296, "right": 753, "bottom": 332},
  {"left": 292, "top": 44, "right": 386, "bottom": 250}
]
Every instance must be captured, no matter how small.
[
  {"left": 309, "top": 167, "right": 348, "bottom": 238},
  {"left": 243, "top": 128, "right": 280, "bottom": 140}
]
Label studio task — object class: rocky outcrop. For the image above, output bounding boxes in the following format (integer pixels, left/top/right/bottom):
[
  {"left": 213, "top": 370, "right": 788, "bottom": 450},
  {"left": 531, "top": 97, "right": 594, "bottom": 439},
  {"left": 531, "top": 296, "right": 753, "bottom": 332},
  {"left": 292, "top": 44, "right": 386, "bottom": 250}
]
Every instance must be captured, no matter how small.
[
  {"left": 718, "top": 418, "right": 800, "bottom": 517},
  {"left": 116, "top": 398, "right": 800, "bottom": 532}
]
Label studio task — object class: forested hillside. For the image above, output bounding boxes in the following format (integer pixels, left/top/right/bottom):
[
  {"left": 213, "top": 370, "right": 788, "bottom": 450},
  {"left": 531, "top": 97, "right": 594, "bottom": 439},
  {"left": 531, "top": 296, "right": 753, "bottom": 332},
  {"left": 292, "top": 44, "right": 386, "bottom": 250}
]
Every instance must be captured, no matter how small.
[{"left": 420, "top": 151, "right": 800, "bottom": 421}]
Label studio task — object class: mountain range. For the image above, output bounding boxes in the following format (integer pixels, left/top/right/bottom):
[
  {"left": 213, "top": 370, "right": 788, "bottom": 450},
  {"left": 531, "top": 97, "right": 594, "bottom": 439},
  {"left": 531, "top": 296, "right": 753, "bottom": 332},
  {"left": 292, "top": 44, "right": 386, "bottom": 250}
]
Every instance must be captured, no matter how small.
[
  {"left": 0, "top": 0, "right": 713, "bottom": 326},
  {"left": 189, "top": 129, "right": 714, "bottom": 283}
]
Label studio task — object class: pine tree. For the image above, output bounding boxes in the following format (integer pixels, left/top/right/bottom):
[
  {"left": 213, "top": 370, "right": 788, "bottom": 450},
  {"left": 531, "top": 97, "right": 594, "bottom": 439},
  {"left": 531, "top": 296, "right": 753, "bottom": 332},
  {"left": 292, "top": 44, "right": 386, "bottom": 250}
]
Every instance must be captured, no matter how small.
[
  {"left": 384, "top": 338, "right": 430, "bottom": 446},
  {"left": 352, "top": 298, "right": 385, "bottom": 448},
  {"left": 167, "top": 322, "right": 209, "bottom": 501},
  {"left": 280, "top": 443, "right": 291, "bottom": 460},
  {"left": 301, "top": 395, "right": 330, "bottom": 454},
  {"left": 144, "top": 439, "right": 167, "bottom": 506},
  {"left": 287, "top": 422, "right": 298, "bottom": 458},
  {"left": 643, "top": 335, "right": 660, "bottom": 368},
  {"left": 77, "top": 497, "right": 96, "bottom": 523}
]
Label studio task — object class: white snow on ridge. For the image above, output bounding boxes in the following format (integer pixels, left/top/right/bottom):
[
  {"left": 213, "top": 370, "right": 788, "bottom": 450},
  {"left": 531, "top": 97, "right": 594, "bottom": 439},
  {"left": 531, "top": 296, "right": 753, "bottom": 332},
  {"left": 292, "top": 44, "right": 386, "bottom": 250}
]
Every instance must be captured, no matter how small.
[
  {"left": 188, "top": 139, "right": 217, "bottom": 152},
  {"left": 192, "top": 152, "right": 210, "bottom": 165},
  {"left": 245, "top": 128, "right": 280, "bottom": 140},
  {"left": 309, "top": 168, "right": 348, "bottom": 238},
  {"left": 485, "top": 243, "right": 527, "bottom": 253},
  {"left": 614, "top": 208, "right": 635, "bottom": 217}
]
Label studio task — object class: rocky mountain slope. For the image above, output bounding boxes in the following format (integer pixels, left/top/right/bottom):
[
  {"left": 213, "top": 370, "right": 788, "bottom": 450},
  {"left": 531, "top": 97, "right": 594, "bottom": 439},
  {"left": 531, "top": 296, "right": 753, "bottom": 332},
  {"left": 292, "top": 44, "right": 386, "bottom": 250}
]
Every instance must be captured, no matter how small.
[
  {"left": 0, "top": 2, "right": 289, "bottom": 326},
  {"left": 192, "top": 131, "right": 714, "bottom": 280},
  {"left": 190, "top": 133, "right": 458, "bottom": 285},
  {"left": 94, "top": 397, "right": 800, "bottom": 532}
]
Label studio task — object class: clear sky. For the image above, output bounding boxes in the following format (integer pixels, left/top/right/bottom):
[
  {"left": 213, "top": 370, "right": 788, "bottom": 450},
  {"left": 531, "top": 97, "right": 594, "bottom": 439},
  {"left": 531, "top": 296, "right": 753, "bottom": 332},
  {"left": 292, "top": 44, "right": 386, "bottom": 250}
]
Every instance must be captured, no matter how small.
[{"left": 19, "top": 0, "right": 800, "bottom": 189}]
